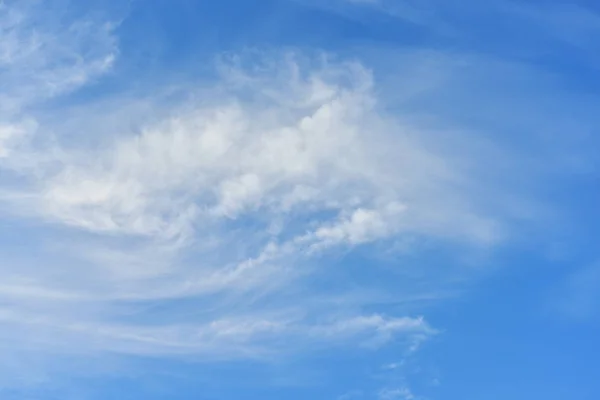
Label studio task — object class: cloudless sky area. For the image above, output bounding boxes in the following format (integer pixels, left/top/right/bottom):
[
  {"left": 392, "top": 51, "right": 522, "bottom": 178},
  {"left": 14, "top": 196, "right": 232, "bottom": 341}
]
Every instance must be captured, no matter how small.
[{"left": 0, "top": 0, "right": 599, "bottom": 399}]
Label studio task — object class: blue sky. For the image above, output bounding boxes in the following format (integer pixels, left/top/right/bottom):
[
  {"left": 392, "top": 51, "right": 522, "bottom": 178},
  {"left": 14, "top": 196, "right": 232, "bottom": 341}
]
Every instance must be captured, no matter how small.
[{"left": 0, "top": 0, "right": 599, "bottom": 399}]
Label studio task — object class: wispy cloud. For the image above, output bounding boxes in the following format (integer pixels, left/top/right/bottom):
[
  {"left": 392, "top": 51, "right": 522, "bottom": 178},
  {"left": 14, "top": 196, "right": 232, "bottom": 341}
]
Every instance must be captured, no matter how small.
[
  {"left": 0, "top": 1, "right": 117, "bottom": 113},
  {"left": 0, "top": 4, "right": 461, "bottom": 375},
  {"left": 0, "top": 47, "right": 454, "bottom": 363},
  {"left": 0, "top": 0, "right": 118, "bottom": 180},
  {"left": 0, "top": 1, "right": 595, "bottom": 397}
]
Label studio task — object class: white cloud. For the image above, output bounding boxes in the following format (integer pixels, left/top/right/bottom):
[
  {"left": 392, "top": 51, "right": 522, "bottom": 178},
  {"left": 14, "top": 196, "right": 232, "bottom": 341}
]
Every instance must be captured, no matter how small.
[
  {"left": 310, "top": 315, "right": 433, "bottom": 349},
  {"left": 0, "top": 1, "right": 118, "bottom": 180},
  {"left": 0, "top": 1, "right": 540, "bottom": 385},
  {"left": 312, "top": 202, "right": 407, "bottom": 247},
  {"left": 0, "top": 1, "right": 117, "bottom": 115},
  {"left": 0, "top": 123, "right": 28, "bottom": 158},
  {"left": 0, "top": 304, "right": 431, "bottom": 359},
  {"left": 0, "top": 2, "right": 596, "bottom": 399},
  {"left": 32, "top": 54, "right": 500, "bottom": 250},
  {"left": 0, "top": 42, "right": 499, "bottom": 365}
]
